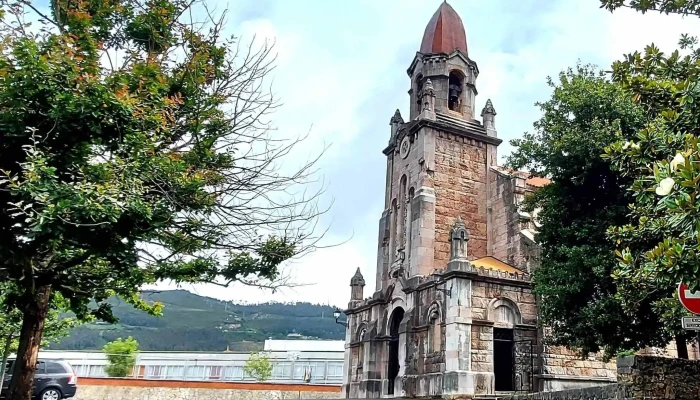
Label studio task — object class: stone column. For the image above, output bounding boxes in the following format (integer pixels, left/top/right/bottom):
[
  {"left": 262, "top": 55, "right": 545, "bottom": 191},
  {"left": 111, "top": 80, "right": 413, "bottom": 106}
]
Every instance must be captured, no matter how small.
[
  {"left": 442, "top": 274, "right": 475, "bottom": 396},
  {"left": 342, "top": 314, "right": 354, "bottom": 398},
  {"left": 412, "top": 186, "right": 436, "bottom": 277},
  {"left": 376, "top": 211, "right": 389, "bottom": 291},
  {"left": 396, "top": 307, "right": 411, "bottom": 398},
  {"left": 442, "top": 219, "right": 481, "bottom": 397}
]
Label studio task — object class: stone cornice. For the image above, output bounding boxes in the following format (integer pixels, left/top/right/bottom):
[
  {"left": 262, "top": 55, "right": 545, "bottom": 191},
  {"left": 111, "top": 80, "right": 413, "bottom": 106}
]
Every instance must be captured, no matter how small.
[
  {"left": 406, "top": 50, "right": 479, "bottom": 77},
  {"left": 471, "top": 319, "right": 494, "bottom": 327},
  {"left": 535, "top": 374, "right": 616, "bottom": 383},
  {"left": 382, "top": 118, "right": 501, "bottom": 156},
  {"left": 516, "top": 323, "right": 538, "bottom": 331},
  {"left": 440, "top": 268, "right": 532, "bottom": 288},
  {"left": 411, "top": 118, "right": 502, "bottom": 146}
]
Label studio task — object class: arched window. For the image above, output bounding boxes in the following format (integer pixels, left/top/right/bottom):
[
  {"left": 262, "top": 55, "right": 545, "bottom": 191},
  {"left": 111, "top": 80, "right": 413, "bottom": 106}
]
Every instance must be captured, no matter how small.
[
  {"left": 387, "top": 307, "right": 405, "bottom": 396},
  {"left": 427, "top": 305, "right": 441, "bottom": 353},
  {"left": 397, "top": 175, "right": 407, "bottom": 253},
  {"left": 415, "top": 74, "right": 424, "bottom": 112},
  {"left": 486, "top": 297, "right": 522, "bottom": 329},
  {"left": 406, "top": 187, "right": 415, "bottom": 262},
  {"left": 448, "top": 71, "right": 464, "bottom": 112},
  {"left": 357, "top": 328, "right": 367, "bottom": 378},
  {"left": 390, "top": 198, "right": 397, "bottom": 263}
]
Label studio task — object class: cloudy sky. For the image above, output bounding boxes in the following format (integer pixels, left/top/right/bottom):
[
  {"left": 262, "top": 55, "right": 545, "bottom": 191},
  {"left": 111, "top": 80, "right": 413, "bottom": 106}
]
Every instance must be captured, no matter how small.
[{"left": 150, "top": 0, "right": 700, "bottom": 307}]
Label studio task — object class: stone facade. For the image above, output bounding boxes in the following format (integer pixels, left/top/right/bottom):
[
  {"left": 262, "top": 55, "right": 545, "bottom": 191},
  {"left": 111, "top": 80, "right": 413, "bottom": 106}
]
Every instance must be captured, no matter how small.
[
  {"left": 508, "top": 355, "right": 700, "bottom": 400},
  {"left": 341, "top": 2, "right": 620, "bottom": 399}
]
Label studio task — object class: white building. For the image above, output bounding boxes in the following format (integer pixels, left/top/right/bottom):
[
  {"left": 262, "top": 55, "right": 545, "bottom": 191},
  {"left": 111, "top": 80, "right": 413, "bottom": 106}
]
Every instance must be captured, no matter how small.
[{"left": 36, "top": 340, "right": 345, "bottom": 385}]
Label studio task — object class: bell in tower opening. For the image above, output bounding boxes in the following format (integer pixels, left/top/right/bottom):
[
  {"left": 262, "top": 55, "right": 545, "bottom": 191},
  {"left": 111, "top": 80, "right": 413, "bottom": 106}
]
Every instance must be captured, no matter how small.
[{"left": 448, "top": 71, "right": 463, "bottom": 112}]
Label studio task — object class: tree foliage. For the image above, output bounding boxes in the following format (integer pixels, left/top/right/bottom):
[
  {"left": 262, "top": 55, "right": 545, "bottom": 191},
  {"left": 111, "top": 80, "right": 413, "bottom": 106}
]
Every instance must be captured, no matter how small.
[
  {"left": 513, "top": 2, "right": 700, "bottom": 358},
  {"left": 243, "top": 351, "right": 272, "bottom": 382},
  {"left": 595, "top": 0, "right": 700, "bottom": 359},
  {"left": 508, "top": 65, "right": 676, "bottom": 358},
  {"left": 600, "top": 0, "right": 700, "bottom": 17},
  {"left": 604, "top": 38, "right": 700, "bottom": 332},
  {"left": 0, "top": 0, "right": 325, "bottom": 398},
  {"left": 103, "top": 337, "right": 139, "bottom": 378}
]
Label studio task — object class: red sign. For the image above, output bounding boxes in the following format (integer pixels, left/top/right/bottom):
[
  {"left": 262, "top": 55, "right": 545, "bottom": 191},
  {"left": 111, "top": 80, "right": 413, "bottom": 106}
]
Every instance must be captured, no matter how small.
[{"left": 678, "top": 283, "right": 700, "bottom": 314}]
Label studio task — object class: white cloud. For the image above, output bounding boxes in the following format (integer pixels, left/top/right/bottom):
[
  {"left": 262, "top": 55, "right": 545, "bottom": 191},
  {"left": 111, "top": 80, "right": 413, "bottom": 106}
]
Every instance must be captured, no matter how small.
[{"left": 152, "top": 0, "right": 700, "bottom": 307}]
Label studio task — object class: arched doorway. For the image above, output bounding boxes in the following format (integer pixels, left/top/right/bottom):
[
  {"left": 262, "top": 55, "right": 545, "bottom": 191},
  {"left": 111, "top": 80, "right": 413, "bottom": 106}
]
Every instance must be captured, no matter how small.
[{"left": 387, "top": 307, "right": 404, "bottom": 396}]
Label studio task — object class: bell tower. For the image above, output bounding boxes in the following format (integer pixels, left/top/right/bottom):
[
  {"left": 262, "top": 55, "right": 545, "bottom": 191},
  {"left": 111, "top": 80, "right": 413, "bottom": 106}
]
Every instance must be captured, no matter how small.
[
  {"left": 374, "top": 1, "right": 502, "bottom": 292},
  {"left": 408, "top": 1, "right": 479, "bottom": 121}
]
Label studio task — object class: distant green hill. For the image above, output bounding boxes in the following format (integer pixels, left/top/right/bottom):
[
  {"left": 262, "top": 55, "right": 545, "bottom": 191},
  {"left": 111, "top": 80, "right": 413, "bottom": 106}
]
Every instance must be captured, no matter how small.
[{"left": 50, "top": 290, "right": 345, "bottom": 351}]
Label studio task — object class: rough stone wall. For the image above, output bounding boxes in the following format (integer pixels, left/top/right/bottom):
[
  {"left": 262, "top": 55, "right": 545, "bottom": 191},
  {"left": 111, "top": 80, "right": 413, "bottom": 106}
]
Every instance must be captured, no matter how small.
[
  {"left": 434, "top": 132, "right": 488, "bottom": 267},
  {"left": 539, "top": 341, "right": 617, "bottom": 381},
  {"left": 506, "top": 384, "right": 630, "bottom": 400},
  {"left": 471, "top": 281, "right": 536, "bottom": 324},
  {"left": 413, "top": 287, "right": 445, "bottom": 377},
  {"left": 470, "top": 323, "right": 492, "bottom": 374},
  {"left": 345, "top": 302, "right": 377, "bottom": 395},
  {"left": 617, "top": 355, "right": 700, "bottom": 399},
  {"left": 509, "top": 356, "right": 700, "bottom": 400},
  {"left": 75, "top": 386, "right": 342, "bottom": 400},
  {"left": 639, "top": 339, "right": 700, "bottom": 360},
  {"left": 489, "top": 171, "right": 521, "bottom": 268}
]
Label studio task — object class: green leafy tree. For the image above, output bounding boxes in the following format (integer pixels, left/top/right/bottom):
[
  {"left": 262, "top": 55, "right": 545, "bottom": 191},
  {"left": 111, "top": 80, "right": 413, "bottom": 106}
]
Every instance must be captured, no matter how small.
[
  {"left": 604, "top": 38, "right": 700, "bottom": 357},
  {"left": 103, "top": 337, "right": 139, "bottom": 378},
  {"left": 243, "top": 351, "right": 273, "bottom": 382},
  {"left": 0, "top": 0, "right": 325, "bottom": 398},
  {"left": 596, "top": 0, "right": 700, "bottom": 360},
  {"left": 508, "top": 65, "right": 675, "bottom": 358},
  {"left": 600, "top": 0, "right": 700, "bottom": 16}
]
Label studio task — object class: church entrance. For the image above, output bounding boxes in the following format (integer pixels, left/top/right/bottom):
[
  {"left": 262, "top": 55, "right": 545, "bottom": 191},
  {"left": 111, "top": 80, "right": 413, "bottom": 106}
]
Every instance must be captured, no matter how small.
[
  {"left": 493, "top": 328, "right": 514, "bottom": 392},
  {"left": 387, "top": 307, "right": 404, "bottom": 396}
]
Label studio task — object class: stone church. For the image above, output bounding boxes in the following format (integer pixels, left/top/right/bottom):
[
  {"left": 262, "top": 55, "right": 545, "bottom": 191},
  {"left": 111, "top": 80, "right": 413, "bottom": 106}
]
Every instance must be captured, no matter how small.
[{"left": 340, "top": 2, "right": 621, "bottom": 398}]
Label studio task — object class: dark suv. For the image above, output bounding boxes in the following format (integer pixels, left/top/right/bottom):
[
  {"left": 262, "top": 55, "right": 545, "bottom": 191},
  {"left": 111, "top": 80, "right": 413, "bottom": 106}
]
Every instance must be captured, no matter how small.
[{"left": 2, "top": 359, "right": 78, "bottom": 400}]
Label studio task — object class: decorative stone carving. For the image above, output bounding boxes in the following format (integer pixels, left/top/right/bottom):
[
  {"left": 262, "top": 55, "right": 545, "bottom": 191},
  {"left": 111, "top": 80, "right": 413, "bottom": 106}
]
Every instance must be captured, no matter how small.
[
  {"left": 390, "top": 109, "right": 404, "bottom": 141},
  {"left": 481, "top": 99, "right": 496, "bottom": 116},
  {"left": 481, "top": 99, "right": 497, "bottom": 132},
  {"left": 391, "top": 109, "right": 404, "bottom": 124},
  {"left": 399, "top": 136, "right": 410, "bottom": 159},
  {"left": 427, "top": 302, "right": 440, "bottom": 322},
  {"left": 423, "top": 79, "right": 436, "bottom": 112},
  {"left": 350, "top": 268, "right": 365, "bottom": 301},
  {"left": 351, "top": 268, "right": 365, "bottom": 287}
]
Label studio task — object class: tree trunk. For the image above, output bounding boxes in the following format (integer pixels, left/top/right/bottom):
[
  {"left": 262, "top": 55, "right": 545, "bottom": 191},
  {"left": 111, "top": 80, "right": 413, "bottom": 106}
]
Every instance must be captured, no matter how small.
[
  {"left": 0, "top": 333, "right": 13, "bottom": 390},
  {"left": 6, "top": 284, "right": 51, "bottom": 400},
  {"left": 676, "top": 335, "right": 689, "bottom": 360}
]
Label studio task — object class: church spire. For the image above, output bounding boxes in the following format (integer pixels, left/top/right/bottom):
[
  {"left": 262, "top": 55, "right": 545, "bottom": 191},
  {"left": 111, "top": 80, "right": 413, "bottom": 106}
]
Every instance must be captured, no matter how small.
[
  {"left": 409, "top": 2, "right": 477, "bottom": 120},
  {"left": 419, "top": 2, "right": 468, "bottom": 55}
]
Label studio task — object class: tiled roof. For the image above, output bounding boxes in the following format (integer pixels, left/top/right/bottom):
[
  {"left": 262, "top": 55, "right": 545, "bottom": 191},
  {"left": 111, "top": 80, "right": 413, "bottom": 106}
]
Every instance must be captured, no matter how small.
[{"left": 420, "top": 2, "right": 468, "bottom": 55}]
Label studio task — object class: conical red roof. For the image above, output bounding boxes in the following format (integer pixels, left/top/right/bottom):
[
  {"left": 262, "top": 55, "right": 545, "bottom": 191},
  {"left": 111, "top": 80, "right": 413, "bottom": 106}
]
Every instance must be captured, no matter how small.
[{"left": 419, "top": 2, "right": 468, "bottom": 55}]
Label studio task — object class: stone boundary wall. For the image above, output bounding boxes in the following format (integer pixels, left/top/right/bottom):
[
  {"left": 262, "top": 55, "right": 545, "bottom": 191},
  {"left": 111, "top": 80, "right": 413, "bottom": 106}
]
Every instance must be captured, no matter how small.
[
  {"left": 507, "top": 384, "right": 631, "bottom": 400},
  {"left": 508, "top": 355, "right": 700, "bottom": 400},
  {"left": 74, "top": 378, "right": 342, "bottom": 400}
]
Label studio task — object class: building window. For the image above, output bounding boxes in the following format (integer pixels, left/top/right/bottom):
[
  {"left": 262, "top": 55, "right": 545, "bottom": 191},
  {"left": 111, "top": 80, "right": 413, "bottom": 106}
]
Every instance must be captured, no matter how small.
[
  {"left": 415, "top": 74, "right": 424, "bottom": 113},
  {"left": 427, "top": 305, "right": 441, "bottom": 353},
  {"left": 448, "top": 71, "right": 464, "bottom": 112}
]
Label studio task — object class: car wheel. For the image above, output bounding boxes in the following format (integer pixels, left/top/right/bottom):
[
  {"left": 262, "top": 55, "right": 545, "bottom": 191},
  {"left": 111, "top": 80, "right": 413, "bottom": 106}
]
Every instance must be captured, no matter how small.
[{"left": 40, "top": 388, "right": 61, "bottom": 400}]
